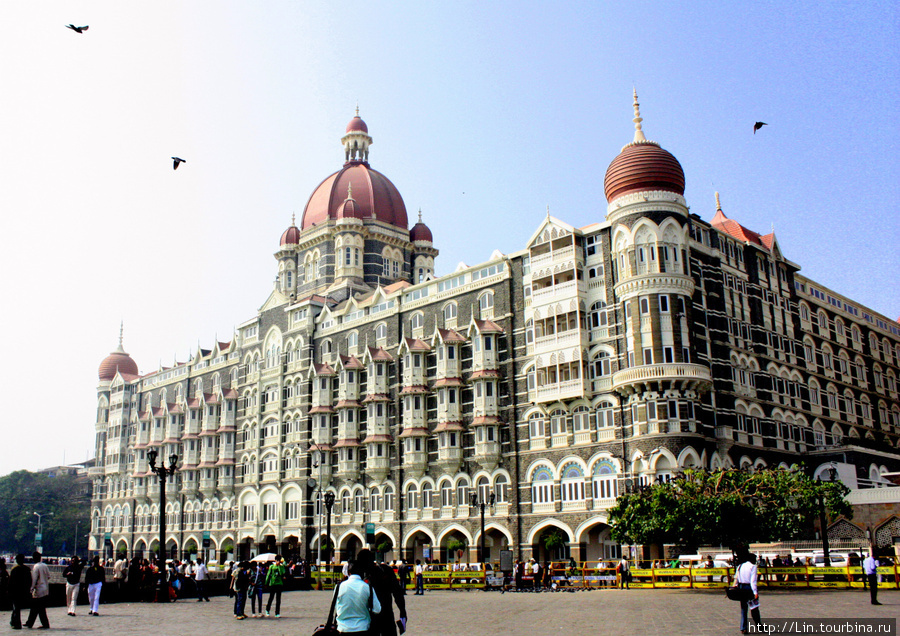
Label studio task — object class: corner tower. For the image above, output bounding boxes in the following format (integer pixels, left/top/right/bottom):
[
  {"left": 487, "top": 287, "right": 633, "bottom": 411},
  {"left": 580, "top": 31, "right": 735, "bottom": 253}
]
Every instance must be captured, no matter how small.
[{"left": 603, "top": 91, "right": 711, "bottom": 432}]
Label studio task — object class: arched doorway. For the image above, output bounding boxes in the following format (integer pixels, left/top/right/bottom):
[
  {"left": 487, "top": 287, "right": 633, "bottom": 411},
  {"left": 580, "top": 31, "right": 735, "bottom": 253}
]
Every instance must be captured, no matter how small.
[
  {"left": 340, "top": 533, "right": 363, "bottom": 563},
  {"left": 441, "top": 530, "right": 469, "bottom": 565},
  {"left": 477, "top": 527, "right": 511, "bottom": 565},
  {"left": 578, "top": 521, "right": 620, "bottom": 564},
  {"left": 166, "top": 539, "right": 178, "bottom": 560},
  {"left": 115, "top": 539, "right": 128, "bottom": 561},
  {"left": 133, "top": 539, "right": 146, "bottom": 561},
  {"left": 404, "top": 529, "right": 435, "bottom": 564},
  {"left": 282, "top": 535, "right": 300, "bottom": 562},
  {"left": 373, "top": 532, "right": 394, "bottom": 562},
  {"left": 530, "top": 523, "right": 572, "bottom": 563},
  {"left": 183, "top": 538, "right": 198, "bottom": 561}
]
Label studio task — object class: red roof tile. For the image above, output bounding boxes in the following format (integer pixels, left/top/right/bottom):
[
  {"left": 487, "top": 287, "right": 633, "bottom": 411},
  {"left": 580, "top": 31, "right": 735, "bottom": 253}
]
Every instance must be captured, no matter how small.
[
  {"left": 433, "top": 378, "right": 465, "bottom": 388},
  {"left": 469, "top": 369, "right": 502, "bottom": 380},
  {"left": 400, "top": 385, "right": 429, "bottom": 395},
  {"left": 362, "top": 434, "right": 393, "bottom": 443},
  {"left": 309, "top": 405, "right": 335, "bottom": 414},
  {"left": 472, "top": 416, "right": 502, "bottom": 425},
  {"left": 437, "top": 329, "right": 467, "bottom": 343},
  {"left": 711, "top": 209, "right": 769, "bottom": 249},
  {"left": 314, "top": 363, "right": 336, "bottom": 376},
  {"left": 335, "top": 399, "right": 362, "bottom": 409},
  {"left": 404, "top": 337, "right": 432, "bottom": 351},
  {"left": 367, "top": 347, "right": 394, "bottom": 361},
  {"left": 434, "top": 421, "right": 465, "bottom": 432},
  {"left": 333, "top": 438, "right": 361, "bottom": 448},
  {"left": 473, "top": 319, "right": 503, "bottom": 333},
  {"left": 339, "top": 355, "right": 365, "bottom": 370},
  {"left": 398, "top": 427, "right": 429, "bottom": 438}
]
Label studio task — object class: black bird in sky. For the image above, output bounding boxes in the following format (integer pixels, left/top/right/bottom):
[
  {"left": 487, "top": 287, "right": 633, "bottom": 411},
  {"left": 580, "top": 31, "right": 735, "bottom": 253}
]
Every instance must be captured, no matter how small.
[
  {"left": 753, "top": 121, "right": 768, "bottom": 134},
  {"left": 65, "top": 24, "right": 89, "bottom": 33},
  {"left": 172, "top": 157, "right": 186, "bottom": 170}
]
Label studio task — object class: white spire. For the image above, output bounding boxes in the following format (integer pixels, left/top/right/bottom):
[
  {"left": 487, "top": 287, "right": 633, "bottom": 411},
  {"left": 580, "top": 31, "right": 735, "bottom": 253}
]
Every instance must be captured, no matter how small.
[{"left": 632, "top": 88, "right": 647, "bottom": 143}]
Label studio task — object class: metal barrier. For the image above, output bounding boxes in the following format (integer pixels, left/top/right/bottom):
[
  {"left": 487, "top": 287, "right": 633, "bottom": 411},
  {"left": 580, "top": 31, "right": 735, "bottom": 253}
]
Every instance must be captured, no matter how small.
[{"left": 309, "top": 560, "right": 900, "bottom": 591}]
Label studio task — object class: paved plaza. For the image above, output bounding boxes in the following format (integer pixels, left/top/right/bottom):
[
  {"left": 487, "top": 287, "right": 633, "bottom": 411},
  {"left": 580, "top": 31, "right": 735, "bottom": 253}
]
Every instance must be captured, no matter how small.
[{"left": 11, "top": 588, "right": 896, "bottom": 636}]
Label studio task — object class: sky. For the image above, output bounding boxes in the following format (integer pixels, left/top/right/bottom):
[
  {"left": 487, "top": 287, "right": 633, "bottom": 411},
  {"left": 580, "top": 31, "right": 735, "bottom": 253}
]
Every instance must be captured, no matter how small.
[{"left": 0, "top": 1, "right": 897, "bottom": 474}]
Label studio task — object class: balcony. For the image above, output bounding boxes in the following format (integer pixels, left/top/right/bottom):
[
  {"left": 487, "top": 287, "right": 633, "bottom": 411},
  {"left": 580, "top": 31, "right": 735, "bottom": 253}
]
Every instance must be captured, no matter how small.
[
  {"left": 218, "top": 475, "right": 234, "bottom": 492},
  {"left": 402, "top": 452, "right": 427, "bottom": 478},
  {"left": 473, "top": 441, "right": 500, "bottom": 471},
  {"left": 436, "top": 447, "right": 463, "bottom": 473},
  {"left": 533, "top": 329, "right": 588, "bottom": 355},
  {"left": 529, "top": 244, "right": 581, "bottom": 271},
  {"left": 611, "top": 363, "right": 712, "bottom": 395},
  {"left": 200, "top": 478, "right": 216, "bottom": 495},
  {"left": 532, "top": 279, "right": 585, "bottom": 305},
  {"left": 366, "top": 456, "right": 391, "bottom": 482},
  {"left": 535, "top": 378, "right": 585, "bottom": 403}
]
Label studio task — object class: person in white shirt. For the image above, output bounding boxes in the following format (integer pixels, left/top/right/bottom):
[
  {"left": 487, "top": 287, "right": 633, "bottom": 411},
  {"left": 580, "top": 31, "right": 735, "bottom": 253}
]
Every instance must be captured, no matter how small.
[
  {"left": 414, "top": 559, "right": 425, "bottom": 595},
  {"left": 862, "top": 553, "right": 881, "bottom": 605},
  {"left": 335, "top": 561, "right": 382, "bottom": 635},
  {"left": 734, "top": 552, "right": 762, "bottom": 634},
  {"left": 194, "top": 557, "right": 210, "bottom": 602},
  {"left": 24, "top": 552, "right": 51, "bottom": 629}
]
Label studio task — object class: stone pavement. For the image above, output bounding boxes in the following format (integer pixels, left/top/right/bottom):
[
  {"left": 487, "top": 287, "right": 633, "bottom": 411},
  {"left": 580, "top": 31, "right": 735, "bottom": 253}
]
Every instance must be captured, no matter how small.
[{"left": 13, "top": 587, "right": 895, "bottom": 636}]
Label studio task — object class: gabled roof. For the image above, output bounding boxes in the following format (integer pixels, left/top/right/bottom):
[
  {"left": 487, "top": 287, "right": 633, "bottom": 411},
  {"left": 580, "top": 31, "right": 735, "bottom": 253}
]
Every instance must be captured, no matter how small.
[
  {"left": 383, "top": 280, "right": 411, "bottom": 293},
  {"left": 338, "top": 355, "right": 365, "bottom": 370},
  {"left": 398, "top": 337, "right": 431, "bottom": 354},
  {"left": 312, "top": 362, "right": 336, "bottom": 376},
  {"left": 525, "top": 215, "right": 579, "bottom": 248},
  {"left": 470, "top": 319, "right": 504, "bottom": 334},
  {"left": 364, "top": 346, "right": 394, "bottom": 362},
  {"left": 434, "top": 328, "right": 467, "bottom": 344},
  {"left": 711, "top": 208, "right": 774, "bottom": 251}
]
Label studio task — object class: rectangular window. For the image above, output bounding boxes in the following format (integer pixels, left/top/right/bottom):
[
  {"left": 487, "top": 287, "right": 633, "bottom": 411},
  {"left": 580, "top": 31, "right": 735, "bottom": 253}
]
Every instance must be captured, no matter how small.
[
  {"left": 659, "top": 295, "right": 669, "bottom": 313},
  {"left": 640, "top": 297, "right": 650, "bottom": 314},
  {"left": 663, "top": 346, "right": 674, "bottom": 363},
  {"left": 643, "top": 348, "right": 653, "bottom": 365}
]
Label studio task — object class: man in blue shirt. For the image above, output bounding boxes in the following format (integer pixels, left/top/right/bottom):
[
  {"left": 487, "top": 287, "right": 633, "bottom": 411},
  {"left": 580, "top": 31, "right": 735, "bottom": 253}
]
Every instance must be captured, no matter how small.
[
  {"left": 862, "top": 553, "right": 881, "bottom": 605},
  {"left": 336, "top": 561, "right": 381, "bottom": 634}
]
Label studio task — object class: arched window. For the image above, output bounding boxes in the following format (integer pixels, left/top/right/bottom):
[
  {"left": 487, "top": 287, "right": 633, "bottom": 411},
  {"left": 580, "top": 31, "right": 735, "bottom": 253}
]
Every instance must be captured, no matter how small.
[
  {"left": 560, "top": 464, "right": 585, "bottom": 503},
  {"left": 476, "top": 476, "right": 490, "bottom": 503},
  {"left": 591, "top": 351, "right": 611, "bottom": 378},
  {"left": 421, "top": 483, "right": 433, "bottom": 508},
  {"left": 572, "top": 406, "right": 591, "bottom": 432},
  {"left": 493, "top": 474, "right": 508, "bottom": 503},
  {"left": 479, "top": 292, "right": 494, "bottom": 311},
  {"left": 375, "top": 323, "right": 387, "bottom": 341},
  {"left": 531, "top": 467, "right": 554, "bottom": 504},
  {"left": 406, "top": 484, "right": 418, "bottom": 510},
  {"left": 589, "top": 301, "right": 608, "bottom": 328},
  {"left": 410, "top": 313, "right": 424, "bottom": 330},
  {"left": 443, "top": 302, "right": 458, "bottom": 321},
  {"left": 592, "top": 460, "right": 619, "bottom": 500},
  {"left": 440, "top": 482, "right": 453, "bottom": 507}
]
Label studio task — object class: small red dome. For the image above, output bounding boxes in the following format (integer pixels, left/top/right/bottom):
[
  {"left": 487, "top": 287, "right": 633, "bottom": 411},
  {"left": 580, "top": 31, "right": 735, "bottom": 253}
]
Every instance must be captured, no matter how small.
[
  {"left": 99, "top": 350, "right": 138, "bottom": 381},
  {"left": 280, "top": 224, "right": 301, "bottom": 246},
  {"left": 410, "top": 220, "right": 433, "bottom": 243},
  {"left": 346, "top": 115, "right": 368, "bottom": 133},
  {"left": 604, "top": 141, "right": 685, "bottom": 203},
  {"left": 301, "top": 163, "right": 407, "bottom": 230}
]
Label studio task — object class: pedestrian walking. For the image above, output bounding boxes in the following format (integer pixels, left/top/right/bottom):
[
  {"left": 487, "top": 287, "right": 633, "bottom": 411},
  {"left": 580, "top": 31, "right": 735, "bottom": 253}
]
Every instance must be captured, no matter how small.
[
  {"left": 24, "top": 552, "right": 50, "bottom": 629},
  {"left": 863, "top": 552, "right": 881, "bottom": 605},
  {"left": 356, "top": 549, "right": 407, "bottom": 636},
  {"left": 85, "top": 555, "right": 106, "bottom": 616},
  {"left": 617, "top": 556, "right": 630, "bottom": 590},
  {"left": 63, "top": 556, "right": 84, "bottom": 616},
  {"left": 233, "top": 562, "right": 250, "bottom": 619},
  {"left": 194, "top": 557, "right": 210, "bottom": 602},
  {"left": 414, "top": 559, "right": 425, "bottom": 595},
  {"left": 264, "top": 555, "right": 286, "bottom": 618},
  {"left": 249, "top": 562, "right": 265, "bottom": 617},
  {"left": 335, "top": 559, "right": 382, "bottom": 635},
  {"left": 734, "top": 552, "right": 762, "bottom": 634},
  {"left": 398, "top": 560, "right": 410, "bottom": 595},
  {"left": 8, "top": 554, "right": 31, "bottom": 630}
]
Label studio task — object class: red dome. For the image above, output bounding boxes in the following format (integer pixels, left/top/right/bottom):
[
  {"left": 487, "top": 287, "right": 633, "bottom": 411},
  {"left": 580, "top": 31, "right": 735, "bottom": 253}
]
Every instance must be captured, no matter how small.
[
  {"left": 301, "top": 163, "right": 407, "bottom": 230},
  {"left": 603, "top": 142, "right": 685, "bottom": 203},
  {"left": 280, "top": 224, "right": 301, "bottom": 246},
  {"left": 410, "top": 220, "right": 433, "bottom": 242},
  {"left": 346, "top": 115, "right": 368, "bottom": 133},
  {"left": 99, "top": 350, "right": 138, "bottom": 381}
]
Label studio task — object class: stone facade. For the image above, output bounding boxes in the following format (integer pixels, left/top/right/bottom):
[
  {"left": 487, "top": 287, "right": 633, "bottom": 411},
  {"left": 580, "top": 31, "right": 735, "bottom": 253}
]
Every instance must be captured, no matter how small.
[{"left": 90, "top": 106, "right": 900, "bottom": 565}]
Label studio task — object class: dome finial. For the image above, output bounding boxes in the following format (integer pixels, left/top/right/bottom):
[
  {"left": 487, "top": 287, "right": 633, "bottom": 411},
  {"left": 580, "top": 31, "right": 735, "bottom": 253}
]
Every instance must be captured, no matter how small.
[
  {"left": 347, "top": 182, "right": 353, "bottom": 200},
  {"left": 117, "top": 321, "right": 125, "bottom": 352},
  {"left": 632, "top": 88, "right": 647, "bottom": 143},
  {"left": 715, "top": 191, "right": 722, "bottom": 212},
  {"left": 418, "top": 208, "right": 422, "bottom": 223},
  {"left": 291, "top": 212, "right": 296, "bottom": 226},
  {"left": 546, "top": 204, "right": 550, "bottom": 219},
  {"left": 355, "top": 103, "right": 359, "bottom": 116}
]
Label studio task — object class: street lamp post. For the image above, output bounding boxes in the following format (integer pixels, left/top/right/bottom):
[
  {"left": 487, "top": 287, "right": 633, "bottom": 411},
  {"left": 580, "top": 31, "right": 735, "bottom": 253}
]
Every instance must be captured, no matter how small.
[
  {"left": 33, "top": 511, "right": 53, "bottom": 553},
  {"left": 148, "top": 448, "right": 178, "bottom": 603},
  {"left": 324, "top": 491, "right": 335, "bottom": 571},
  {"left": 470, "top": 492, "right": 495, "bottom": 566},
  {"left": 817, "top": 465, "right": 838, "bottom": 568}
]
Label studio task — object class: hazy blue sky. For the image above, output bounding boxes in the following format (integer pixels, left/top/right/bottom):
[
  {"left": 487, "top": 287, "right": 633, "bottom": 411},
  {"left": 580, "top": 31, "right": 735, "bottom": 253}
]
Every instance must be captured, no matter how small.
[{"left": 1, "top": 1, "right": 897, "bottom": 473}]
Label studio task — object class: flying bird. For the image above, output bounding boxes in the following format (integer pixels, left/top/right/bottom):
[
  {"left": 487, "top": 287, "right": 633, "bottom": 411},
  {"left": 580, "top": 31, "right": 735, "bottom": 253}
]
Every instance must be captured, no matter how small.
[
  {"left": 753, "top": 122, "right": 768, "bottom": 134},
  {"left": 172, "top": 157, "right": 186, "bottom": 170},
  {"left": 65, "top": 24, "right": 89, "bottom": 33}
]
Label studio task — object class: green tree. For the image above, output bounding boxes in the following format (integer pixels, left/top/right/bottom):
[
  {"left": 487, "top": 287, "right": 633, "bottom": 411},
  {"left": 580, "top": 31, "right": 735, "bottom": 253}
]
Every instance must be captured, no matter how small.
[
  {"left": 608, "top": 467, "right": 851, "bottom": 552},
  {"left": 0, "top": 470, "right": 91, "bottom": 556}
]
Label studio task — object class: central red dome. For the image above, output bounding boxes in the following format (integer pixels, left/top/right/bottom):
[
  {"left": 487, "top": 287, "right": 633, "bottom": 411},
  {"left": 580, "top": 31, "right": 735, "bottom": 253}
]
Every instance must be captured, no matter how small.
[{"left": 301, "top": 163, "right": 408, "bottom": 230}]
